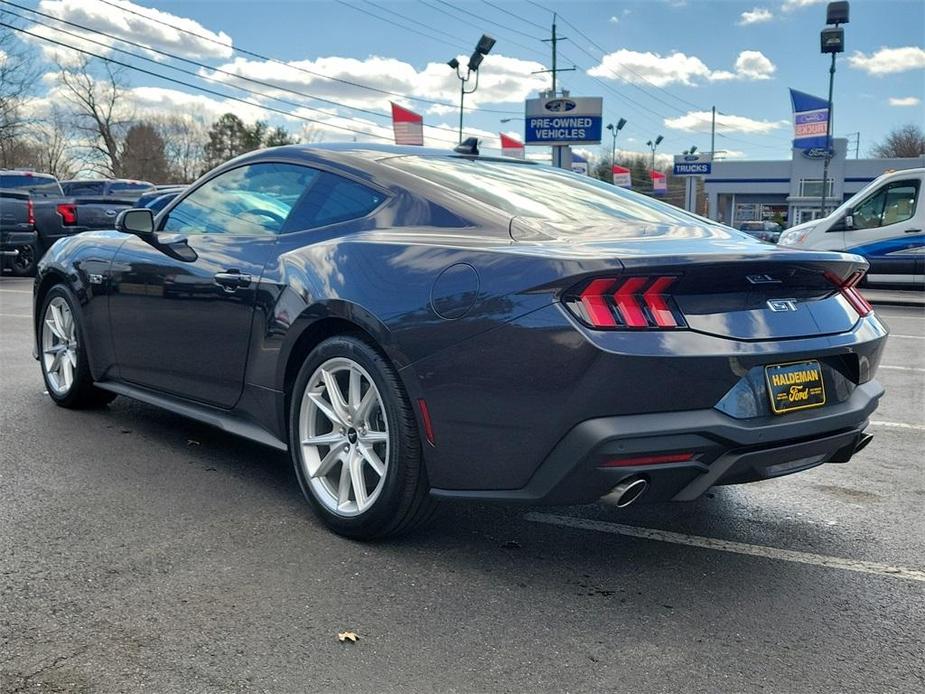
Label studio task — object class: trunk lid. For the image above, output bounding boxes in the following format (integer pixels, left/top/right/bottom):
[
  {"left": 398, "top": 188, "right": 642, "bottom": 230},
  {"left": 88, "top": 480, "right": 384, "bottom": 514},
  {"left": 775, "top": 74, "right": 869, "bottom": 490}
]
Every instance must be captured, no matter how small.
[{"left": 511, "top": 218, "right": 870, "bottom": 340}]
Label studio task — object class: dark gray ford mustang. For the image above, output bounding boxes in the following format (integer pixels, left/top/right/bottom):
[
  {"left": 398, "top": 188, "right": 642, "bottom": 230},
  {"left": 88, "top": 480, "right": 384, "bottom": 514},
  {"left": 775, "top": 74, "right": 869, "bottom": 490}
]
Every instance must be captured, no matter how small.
[{"left": 33, "top": 143, "right": 887, "bottom": 538}]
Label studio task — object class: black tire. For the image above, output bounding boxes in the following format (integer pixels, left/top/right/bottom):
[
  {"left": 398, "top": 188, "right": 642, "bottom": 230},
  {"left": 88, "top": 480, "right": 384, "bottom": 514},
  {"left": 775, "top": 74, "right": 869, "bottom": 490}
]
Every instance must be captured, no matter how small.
[
  {"left": 9, "top": 242, "right": 37, "bottom": 277},
  {"left": 289, "top": 335, "right": 436, "bottom": 540},
  {"left": 38, "top": 285, "right": 117, "bottom": 409}
]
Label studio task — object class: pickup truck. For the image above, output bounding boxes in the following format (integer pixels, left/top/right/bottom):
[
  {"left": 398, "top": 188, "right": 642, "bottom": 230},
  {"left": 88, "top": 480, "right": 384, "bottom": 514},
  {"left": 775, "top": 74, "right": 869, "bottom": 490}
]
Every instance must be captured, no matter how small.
[
  {"left": 61, "top": 178, "right": 155, "bottom": 201},
  {"left": 0, "top": 171, "right": 150, "bottom": 276}
]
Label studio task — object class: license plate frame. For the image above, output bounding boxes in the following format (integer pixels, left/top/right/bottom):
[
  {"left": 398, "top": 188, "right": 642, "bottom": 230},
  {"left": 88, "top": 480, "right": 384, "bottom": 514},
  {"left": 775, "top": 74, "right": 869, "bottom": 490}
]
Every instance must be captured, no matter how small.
[{"left": 765, "top": 360, "right": 826, "bottom": 415}]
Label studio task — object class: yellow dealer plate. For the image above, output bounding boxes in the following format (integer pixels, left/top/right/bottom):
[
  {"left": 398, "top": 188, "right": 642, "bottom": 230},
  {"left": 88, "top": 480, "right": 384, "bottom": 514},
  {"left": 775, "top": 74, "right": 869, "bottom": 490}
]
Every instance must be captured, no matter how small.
[{"left": 765, "top": 360, "right": 827, "bottom": 415}]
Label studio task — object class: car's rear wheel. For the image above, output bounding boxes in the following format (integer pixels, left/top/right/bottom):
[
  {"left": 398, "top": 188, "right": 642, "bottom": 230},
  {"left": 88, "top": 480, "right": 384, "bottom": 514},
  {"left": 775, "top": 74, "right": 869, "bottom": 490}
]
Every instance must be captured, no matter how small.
[
  {"left": 39, "top": 286, "right": 117, "bottom": 409},
  {"left": 10, "top": 242, "right": 36, "bottom": 277},
  {"left": 289, "top": 335, "right": 435, "bottom": 539}
]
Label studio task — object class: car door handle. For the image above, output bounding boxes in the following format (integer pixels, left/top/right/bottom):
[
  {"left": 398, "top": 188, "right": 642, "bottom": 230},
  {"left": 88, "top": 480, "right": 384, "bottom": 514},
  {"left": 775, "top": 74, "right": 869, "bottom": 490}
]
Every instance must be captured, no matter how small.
[
  {"left": 214, "top": 270, "right": 252, "bottom": 291},
  {"left": 904, "top": 228, "right": 922, "bottom": 233}
]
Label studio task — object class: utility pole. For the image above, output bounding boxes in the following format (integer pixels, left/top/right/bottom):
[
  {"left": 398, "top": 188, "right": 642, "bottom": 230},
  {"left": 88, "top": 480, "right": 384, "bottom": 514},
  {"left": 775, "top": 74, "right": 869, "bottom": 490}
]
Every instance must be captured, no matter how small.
[
  {"left": 533, "top": 14, "right": 576, "bottom": 169},
  {"left": 711, "top": 106, "right": 716, "bottom": 155}
]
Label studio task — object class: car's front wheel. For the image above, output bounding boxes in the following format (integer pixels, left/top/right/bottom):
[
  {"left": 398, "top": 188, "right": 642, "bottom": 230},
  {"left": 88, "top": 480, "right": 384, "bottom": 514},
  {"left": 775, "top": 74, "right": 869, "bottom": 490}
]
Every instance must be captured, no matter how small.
[
  {"left": 9, "top": 242, "right": 37, "bottom": 277},
  {"left": 289, "top": 335, "right": 434, "bottom": 539},
  {"left": 39, "top": 285, "right": 117, "bottom": 409}
]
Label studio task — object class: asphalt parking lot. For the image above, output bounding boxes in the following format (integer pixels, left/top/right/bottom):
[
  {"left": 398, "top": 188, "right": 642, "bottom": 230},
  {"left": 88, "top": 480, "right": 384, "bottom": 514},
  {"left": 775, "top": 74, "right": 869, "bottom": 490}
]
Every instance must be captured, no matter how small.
[{"left": 1, "top": 275, "right": 923, "bottom": 693}]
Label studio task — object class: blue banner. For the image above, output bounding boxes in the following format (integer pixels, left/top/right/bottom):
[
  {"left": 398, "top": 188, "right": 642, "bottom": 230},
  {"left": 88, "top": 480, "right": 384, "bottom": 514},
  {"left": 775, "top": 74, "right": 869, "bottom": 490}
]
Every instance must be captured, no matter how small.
[{"left": 790, "top": 89, "right": 830, "bottom": 151}]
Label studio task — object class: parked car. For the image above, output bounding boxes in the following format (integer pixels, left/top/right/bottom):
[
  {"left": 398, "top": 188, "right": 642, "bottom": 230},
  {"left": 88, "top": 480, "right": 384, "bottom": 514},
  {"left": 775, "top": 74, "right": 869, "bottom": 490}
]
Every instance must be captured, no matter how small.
[
  {"left": 1, "top": 170, "right": 144, "bottom": 275},
  {"left": 61, "top": 178, "right": 155, "bottom": 201},
  {"left": 135, "top": 186, "right": 186, "bottom": 213},
  {"left": 739, "top": 220, "right": 782, "bottom": 243},
  {"left": 34, "top": 143, "right": 886, "bottom": 539},
  {"left": 779, "top": 167, "right": 924, "bottom": 287}
]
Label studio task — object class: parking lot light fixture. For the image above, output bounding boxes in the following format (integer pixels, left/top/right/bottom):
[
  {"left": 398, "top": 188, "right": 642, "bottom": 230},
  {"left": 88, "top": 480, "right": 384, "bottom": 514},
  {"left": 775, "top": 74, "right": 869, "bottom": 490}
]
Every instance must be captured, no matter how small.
[
  {"left": 449, "top": 34, "right": 496, "bottom": 143},
  {"left": 647, "top": 135, "right": 663, "bottom": 171},
  {"left": 605, "top": 118, "right": 627, "bottom": 179},
  {"left": 819, "top": 1, "right": 849, "bottom": 216}
]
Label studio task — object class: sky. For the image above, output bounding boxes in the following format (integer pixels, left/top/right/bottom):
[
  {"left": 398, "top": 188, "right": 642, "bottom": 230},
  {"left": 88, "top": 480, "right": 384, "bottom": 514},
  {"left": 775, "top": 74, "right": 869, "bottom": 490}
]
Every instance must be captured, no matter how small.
[{"left": 7, "top": 0, "right": 925, "bottom": 164}]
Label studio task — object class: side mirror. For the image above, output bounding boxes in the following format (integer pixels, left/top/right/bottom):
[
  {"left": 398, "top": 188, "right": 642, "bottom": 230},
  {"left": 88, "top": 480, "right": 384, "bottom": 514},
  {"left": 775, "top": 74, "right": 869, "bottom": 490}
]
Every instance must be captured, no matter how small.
[{"left": 115, "top": 208, "right": 155, "bottom": 237}]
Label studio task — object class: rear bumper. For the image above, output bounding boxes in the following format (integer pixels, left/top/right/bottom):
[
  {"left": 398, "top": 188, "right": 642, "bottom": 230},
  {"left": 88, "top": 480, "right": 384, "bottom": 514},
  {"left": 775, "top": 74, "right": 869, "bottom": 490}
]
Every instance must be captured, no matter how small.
[{"left": 430, "top": 379, "right": 884, "bottom": 504}]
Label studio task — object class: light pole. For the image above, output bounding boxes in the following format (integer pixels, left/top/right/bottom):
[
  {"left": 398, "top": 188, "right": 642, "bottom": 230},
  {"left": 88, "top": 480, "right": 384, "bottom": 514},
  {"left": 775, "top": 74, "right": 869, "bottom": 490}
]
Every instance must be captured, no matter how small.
[
  {"left": 646, "top": 135, "right": 663, "bottom": 171},
  {"left": 819, "top": 1, "right": 848, "bottom": 217},
  {"left": 605, "top": 118, "right": 627, "bottom": 177},
  {"left": 448, "top": 34, "right": 496, "bottom": 143}
]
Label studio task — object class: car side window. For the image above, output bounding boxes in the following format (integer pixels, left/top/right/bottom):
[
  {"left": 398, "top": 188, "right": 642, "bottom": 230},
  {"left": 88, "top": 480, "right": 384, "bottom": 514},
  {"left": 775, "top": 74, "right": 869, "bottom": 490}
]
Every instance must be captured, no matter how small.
[
  {"left": 851, "top": 180, "right": 919, "bottom": 230},
  {"left": 282, "top": 172, "right": 384, "bottom": 233},
  {"left": 881, "top": 181, "right": 919, "bottom": 226},
  {"left": 851, "top": 188, "right": 887, "bottom": 230},
  {"left": 161, "top": 163, "right": 319, "bottom": 235}
]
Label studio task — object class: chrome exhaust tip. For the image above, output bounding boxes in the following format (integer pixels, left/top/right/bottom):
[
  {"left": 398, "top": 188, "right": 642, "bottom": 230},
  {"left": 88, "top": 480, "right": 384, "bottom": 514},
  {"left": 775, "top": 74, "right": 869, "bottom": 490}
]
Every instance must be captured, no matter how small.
[
  {"left": 855, "top": 433, "right": 874, "bottom": 454},
  {"left": 611, "top": 476, "right": 649, "bottom": 508}
]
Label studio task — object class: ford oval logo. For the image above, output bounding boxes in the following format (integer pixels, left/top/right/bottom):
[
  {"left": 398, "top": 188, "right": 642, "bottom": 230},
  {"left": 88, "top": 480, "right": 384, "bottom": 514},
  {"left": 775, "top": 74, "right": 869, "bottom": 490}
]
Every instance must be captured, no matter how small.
[
  {"left": 683, "top": 154, "right": 699, "bottom": 161},
  {"left": 545, "top": 98, "right": 576, "bottom": 112}
]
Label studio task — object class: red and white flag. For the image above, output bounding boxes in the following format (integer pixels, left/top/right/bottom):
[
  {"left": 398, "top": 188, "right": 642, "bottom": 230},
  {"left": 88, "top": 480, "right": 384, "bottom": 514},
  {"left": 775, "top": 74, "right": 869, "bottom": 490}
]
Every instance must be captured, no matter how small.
[
  {"left": 651, "top": 170, "right": 667, "bottom": 195},
  {"left": 500, "top": 133, "right": 524, "bottom": 159},
  {"left": 391, "top": 102, "right": 423, "bottom": 146},
  {"left": 612, "top": 165, "right": 632, "bottom": 188}
]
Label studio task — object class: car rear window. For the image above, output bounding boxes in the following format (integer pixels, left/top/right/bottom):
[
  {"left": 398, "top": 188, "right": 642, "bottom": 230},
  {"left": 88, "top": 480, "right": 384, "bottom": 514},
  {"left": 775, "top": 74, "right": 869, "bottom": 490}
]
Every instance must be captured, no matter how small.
[
  {"left": 109, "top": 181, "right": 154, "bottom": 193},
  {"left": 63, "top": 181, "right": 104, "bottom": 196},
  {"left": 0, "top": 174, "right": 63, "bottom": 196},
  {"left": 387, "top": 156, "right": 709, "bottom": 228}
]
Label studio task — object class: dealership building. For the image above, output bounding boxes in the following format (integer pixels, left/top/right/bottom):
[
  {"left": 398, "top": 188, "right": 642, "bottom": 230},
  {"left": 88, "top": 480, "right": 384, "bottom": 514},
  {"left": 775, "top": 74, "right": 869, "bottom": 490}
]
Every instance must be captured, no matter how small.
[{"left": 703, "top": 138, "right": 925, "bottom": 228}]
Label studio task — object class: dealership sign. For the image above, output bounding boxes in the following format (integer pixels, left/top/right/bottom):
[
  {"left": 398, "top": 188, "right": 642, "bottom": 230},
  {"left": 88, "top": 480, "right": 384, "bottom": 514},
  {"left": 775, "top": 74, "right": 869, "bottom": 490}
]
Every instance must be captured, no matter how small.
[
  {"left": 612, "top": 165, "right": 632, "bottom": 188},
  {"left": 525, "top": 96, "right": 603, "bottom": 146},
  {"left": 672, "top": 153, "right": 712, "bottom": 176}
]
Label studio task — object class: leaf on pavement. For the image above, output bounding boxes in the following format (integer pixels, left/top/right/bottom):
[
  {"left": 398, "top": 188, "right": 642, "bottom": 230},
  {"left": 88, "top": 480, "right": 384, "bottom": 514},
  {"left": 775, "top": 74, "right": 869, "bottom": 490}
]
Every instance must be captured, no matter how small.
[{"left": 337, "top": 631, "right": 359, "bottom": 643}]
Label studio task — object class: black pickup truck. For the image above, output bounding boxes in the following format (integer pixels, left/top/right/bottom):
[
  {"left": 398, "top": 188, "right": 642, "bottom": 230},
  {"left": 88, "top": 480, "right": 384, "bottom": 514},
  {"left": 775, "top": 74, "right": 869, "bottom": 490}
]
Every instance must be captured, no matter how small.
[{"left": 1, "top": 171, "right": 153, "bottom": 276}]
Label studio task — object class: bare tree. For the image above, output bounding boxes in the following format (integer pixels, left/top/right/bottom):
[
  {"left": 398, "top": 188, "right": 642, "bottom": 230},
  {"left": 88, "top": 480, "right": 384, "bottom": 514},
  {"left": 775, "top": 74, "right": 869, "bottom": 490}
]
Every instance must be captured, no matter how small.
[
  {"left": 0, "top": 19, "right": 41, "bottom": 167},
  {"left": 56, "top": 56, "right": 131, "bottom": 176},
  {"left": 871, "top": 124, "right": 925, "bottom": 159},
  {"left": 27, "top": 107, "right": 81, "bottom": 179},
  {"left": 153, "top": 115, "right": 208, "bottom": 183}
]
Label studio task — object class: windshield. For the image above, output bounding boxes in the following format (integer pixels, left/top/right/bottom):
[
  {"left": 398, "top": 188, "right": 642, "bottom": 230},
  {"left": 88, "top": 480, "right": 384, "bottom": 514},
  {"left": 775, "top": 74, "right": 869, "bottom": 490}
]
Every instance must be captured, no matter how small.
[
  {"left": 0, "top": 174, "right": 62, "bottom": 196},
  {"left": 387, "top": 156, "right": 717, "bottom": 228},
  {"left": 823, "top": 175, "right": 890, "bottom": 221}
]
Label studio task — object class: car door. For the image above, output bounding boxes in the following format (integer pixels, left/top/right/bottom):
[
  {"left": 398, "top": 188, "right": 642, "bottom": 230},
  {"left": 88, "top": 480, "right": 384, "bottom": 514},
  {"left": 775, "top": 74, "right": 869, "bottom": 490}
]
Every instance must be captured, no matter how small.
[
  {"left": 108, "top": 162, "right": 319, "bottom": 408},
  {"left": 844, "top": 178, "right": 923, "bottom": 282}
]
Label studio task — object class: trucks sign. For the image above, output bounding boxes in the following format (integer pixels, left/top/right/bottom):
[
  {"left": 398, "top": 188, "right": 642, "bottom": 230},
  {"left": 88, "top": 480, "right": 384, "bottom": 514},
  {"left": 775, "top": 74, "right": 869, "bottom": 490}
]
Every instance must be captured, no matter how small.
[
  {"left": 672, "top": 153, "right": 713, "bottom": 176},
  {"left": 525, "top": 96, "right": 603, "bottom": 146}
]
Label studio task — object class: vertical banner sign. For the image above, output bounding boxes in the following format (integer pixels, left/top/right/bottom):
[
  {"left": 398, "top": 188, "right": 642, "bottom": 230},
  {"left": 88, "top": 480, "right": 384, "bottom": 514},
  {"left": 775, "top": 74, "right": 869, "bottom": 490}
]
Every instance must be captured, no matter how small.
[
  {"left": 650, "top": 170, "right": 667, "bottom": 195},
  {"left": 790, "top": 89, "right": 830, "bottom": 151},
  {"left": 391, "top": 102, "right": 424, "bottom": 146},
  {"left": 500, "top": 133, "right": 525, "bottom": 159},
  {"left": 612, "top": 165, "right": 632, "bottom": 188}
]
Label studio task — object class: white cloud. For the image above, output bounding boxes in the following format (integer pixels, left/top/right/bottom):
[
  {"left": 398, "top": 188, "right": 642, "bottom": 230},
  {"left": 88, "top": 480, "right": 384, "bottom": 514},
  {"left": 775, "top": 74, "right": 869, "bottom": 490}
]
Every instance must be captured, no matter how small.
[
  {"left": 738, "top": 8, "right": 773, "bottom": 25},
  {"left": 587, "top": 49, "right": 776, "bottom": 86},
  {"left": 664, "top": 110, "right": 788, "bottom": 134},
  {"left": 734, "top": 50, "right": 776, "bottom": 80},
  {"left": 32, "top": 0, "right": 233, "bottom": 62},
  {"left": 201, "top": 53, "right": 548, "bottom": 116},
  {"left": 849, "top": 46, "right": 925, "bottom": 75},
  {"left": 889, "top": 96, "right": 921, "bottom": 107},
  {"left": 609, "top": 16, "right": 620, "bottom": 24},
  {"left": 782, "top": 0, "right": 826, "bottom": 11}
]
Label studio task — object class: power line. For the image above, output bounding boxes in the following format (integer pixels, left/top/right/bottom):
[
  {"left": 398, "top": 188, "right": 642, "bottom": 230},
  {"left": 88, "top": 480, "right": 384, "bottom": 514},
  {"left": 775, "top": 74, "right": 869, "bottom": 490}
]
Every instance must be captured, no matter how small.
[
  {"left": 90, "top": 0, "right": 520, "bottom": 115},
  {"left": 428, "top": 0, "right": 548, "bottom": 59},
  {"left": 0, "top": 20, "right": 405, "bottom": 142},
  {"left": 337, "top": 0, "right": 468, "bottom": 51},
  {"left": 481, "top": 0, "right": 549, "bottom": 33},
  {"left": 0, "top": 0, "right": 465, "bottom": 139}
]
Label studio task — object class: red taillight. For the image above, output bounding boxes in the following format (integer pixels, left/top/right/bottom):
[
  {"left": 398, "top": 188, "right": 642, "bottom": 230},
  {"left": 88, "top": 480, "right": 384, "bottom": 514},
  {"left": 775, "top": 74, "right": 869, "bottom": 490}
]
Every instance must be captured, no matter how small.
[
  {"left": 56, "top": 203, "right": 77, "bottom": 225},
  {"left": 600, "top": 452, "right": 694, "bottom": 468},
  {"left": 26, "top": 200, "right": 35, "bottom": 226},
  {"left": 826, "top": 270, "right": 872, "bottom": 317},
  {"left": 571, "top": 276, "right": 684, "bottom": 330}
]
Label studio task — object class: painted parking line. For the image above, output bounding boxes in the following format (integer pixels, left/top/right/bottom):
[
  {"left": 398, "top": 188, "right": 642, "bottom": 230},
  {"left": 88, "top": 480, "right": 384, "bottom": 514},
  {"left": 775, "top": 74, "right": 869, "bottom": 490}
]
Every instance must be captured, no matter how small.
[
  {"left": 0, "top": 313, "right": 31, "bottom": 318},
  {"left": 525, "top": 512, "right": 925, "bottom": 583},
  {"left": 879, "top": 365, "right": 925, "bottom": 373},
  {"left": 870, "top": 420, "right": 925, "bottom": 431},
  {"left": 889, "top": 334, "right": 925, "bottom": 340},
  {"left": 0, "top": 288, "right": 32, "bottom": 294}
]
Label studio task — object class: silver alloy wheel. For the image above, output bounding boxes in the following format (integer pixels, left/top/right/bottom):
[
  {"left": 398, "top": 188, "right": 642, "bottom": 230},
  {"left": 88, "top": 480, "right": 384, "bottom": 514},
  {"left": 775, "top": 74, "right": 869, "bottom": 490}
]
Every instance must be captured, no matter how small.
[
  {"left": 298, "top": 357, "right": 390, "bottom": 517},
  {"left": 42, "top": 296, "right": 78, "bottom": 395}
]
